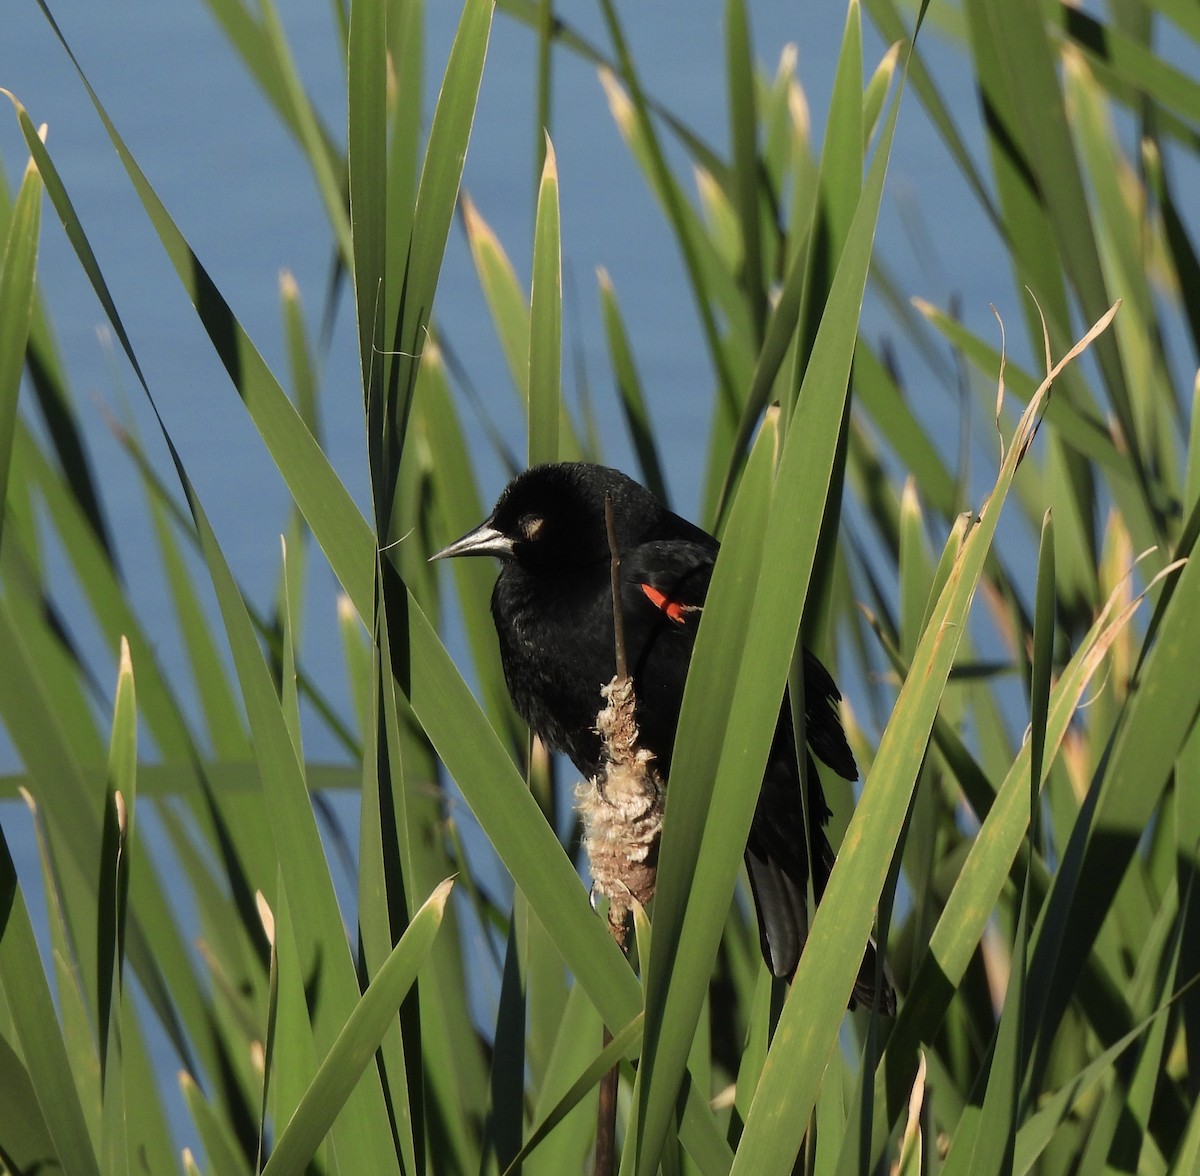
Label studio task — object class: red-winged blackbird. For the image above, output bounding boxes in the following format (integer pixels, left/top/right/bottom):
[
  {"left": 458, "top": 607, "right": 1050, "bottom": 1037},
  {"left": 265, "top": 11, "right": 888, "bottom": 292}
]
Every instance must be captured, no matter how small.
[{"left": 433, "top": 461, "right": 895, "bottom": 1013}]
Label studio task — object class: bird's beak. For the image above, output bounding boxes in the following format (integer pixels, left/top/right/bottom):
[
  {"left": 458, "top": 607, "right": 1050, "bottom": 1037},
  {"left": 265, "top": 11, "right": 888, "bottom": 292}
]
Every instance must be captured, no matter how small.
[{"left": 429, "top": 519, "right": 515, "bottom": 562}]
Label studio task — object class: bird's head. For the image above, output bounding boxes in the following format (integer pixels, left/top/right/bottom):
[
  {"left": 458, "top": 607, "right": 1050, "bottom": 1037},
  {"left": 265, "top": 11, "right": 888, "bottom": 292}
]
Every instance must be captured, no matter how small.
[{"left": 429, "top": 462, "right": 655, "bottom": 573}]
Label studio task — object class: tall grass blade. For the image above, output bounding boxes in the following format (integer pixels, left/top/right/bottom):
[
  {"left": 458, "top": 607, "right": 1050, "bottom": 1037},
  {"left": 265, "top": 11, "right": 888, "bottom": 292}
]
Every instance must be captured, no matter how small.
[
  {"left": 0, "top": 149, "right": 42, "bottom": 547},
  {"left": 731, "top": 306, "right": 1117, "bottom": 1173},
  {"left": 528, "top": 135, "right": 562, "bottom": 467},
  {"left": 0, "top": 821, "right": 102, "bottom": 1176},
  {"left": 634, "top": 61, "right": 907, "bottom": 1176},
  {"left": 261, "top": 879, "right": 453, "bottom": 1175}
]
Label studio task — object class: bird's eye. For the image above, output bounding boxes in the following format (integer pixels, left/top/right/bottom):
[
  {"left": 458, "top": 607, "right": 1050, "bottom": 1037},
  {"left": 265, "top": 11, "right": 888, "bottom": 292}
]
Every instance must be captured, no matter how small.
[{"left": 519, "top": 513, "right": 544, "bottom": 542}]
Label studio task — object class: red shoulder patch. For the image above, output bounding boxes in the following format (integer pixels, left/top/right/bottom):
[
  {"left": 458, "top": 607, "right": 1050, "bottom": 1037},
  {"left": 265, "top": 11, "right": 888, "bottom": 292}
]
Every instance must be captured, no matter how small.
[{"left": 640, "top": 582, "right": 687, "bottom": 623}]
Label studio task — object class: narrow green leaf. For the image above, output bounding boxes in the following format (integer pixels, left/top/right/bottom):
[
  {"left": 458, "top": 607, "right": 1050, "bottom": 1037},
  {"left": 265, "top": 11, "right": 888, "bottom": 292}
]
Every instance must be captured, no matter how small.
[
  {"left": 864, "top": 43, "right": 901, "bottom": 139},
  {"left": 279, "top": 271, "right": 319, "bottom": 439},
  {"left": 262, "top": 879, "right": 453, "bottom": 1176},
  {"left": 0, "top": 1034, "right": 56, "bottom": 1175},
  {"left": 0, "top": 139, "right": 111, "bottom": 551},
  {"left": 388, "top": 0, "right": 494, "bottom": 469},
  {"left": 729, "top": 306, "right": 1118, "bottom": 1174},
  {"left": 0, "top": 148, "right": 42, "bottom": 549},
  {"left": 199, "top": 0, "right": 349, "bottom": 257},
  {"left": 21, "top": 783, "right": 104, "bottom": 1149},
  {"left": 852, "top": 340, "right": 959, "bottom": 521},
  {"left": 506, "top": 1013, "right": 643, "bottom": 1174},
  {"left": 635, "top": 54, "right": 908, "bottom": 1176},
  {"left": 1058, "top": 5, "right": 1200, "bottom": 128},
  {"left": 183, "top": 485, "right": 400, "bottom": 1173},
  {"left": 338, "top": 592, "right": 372, "bottom": 743},
  {"left": 862, "top": 0, "right": 1000, "bottom": 228},
  {"left": 8, "top": 78, "right": 375, "bottom": 615},
  {"left": 1186, "top": 376, "right": 1200, "bottom": 518},
  {"left": 946, "top": 857, "right": 1031, "bottom": 1175},
  {"left": 1028, "top": 521, "right": 1200, "bottom": 1082},
  {"left": 1014, "top": 984, "right": 1190, "bottom": 1176},
  {"left": 597, "top": 268, "right": 667, "bottom": 506},
  {"left": 725, "top": 0, "right": 765, "bottom": 338},
  {"left": 838, "top": 438, "right": 1165, "bottom": 1176},
  {"left": 965, "top": 0, "right": 1135, "bottom": 473},
  {"left": 528, "top": 134, "right": 562, "bottom": 467},
  {"left": 0, "top": 760, "right": 359, "bottom": 802},
  {"left": 408, "top": 0, "right": 493, "bottom": 336},
  {"left": 0, "top": 824, "right": 101, "bottom": 1176},
  {"left": 384, "top": 0, "right": 422, "bottom": 312},
  {"left": 626, "top": 420, "right": 775, "bottom": 1174},
  {"left": 98, "top": 639, "right": 137, "bottom": 1097},
  {"left": 349, "top": 0, "right": 389, "bottom": 523},
  {"left": 1168, "top": 1095, "right": 1200, "bottom": 1176},
  {"left": 418, "top": 351, "right": 524, "bottom": 743},
  {"left": 520, "top": 982, "right": 611, "bottom": 1174},
  {"left": 463, "top": 193, "right": 532, "bottom": 403},
  {"left": 813, "top": 0, "right": 864, "bottom": 264},
  {"left": 488, "top": 919, "right": 530, "bottom": 1172},
  {"left": 277, "top": 538, "right": 303, "bottom": 758},
  {"left": 144, "top": 472, "right": 251, "bottom": 759},
  {"left": 897, "top": 477, "right": 930, "bottom": 661},
  {"left": 257, "top": 0, "right": 351, "bottom": 259},
  {"left": 261, "top": 881, "right": 328, "bottom": 1174},
  {"left": 595, "top": 3, "right": 742, "bottom": 441},
  {"left": 1030, "top": 512, "right": 1055, "bottom": 830},
  {"left": 362, "top": 558, "right": 424, "bottom": 1174},
  {"left": 181, "top": 1071, "right": 252, "bottom": 1176}
]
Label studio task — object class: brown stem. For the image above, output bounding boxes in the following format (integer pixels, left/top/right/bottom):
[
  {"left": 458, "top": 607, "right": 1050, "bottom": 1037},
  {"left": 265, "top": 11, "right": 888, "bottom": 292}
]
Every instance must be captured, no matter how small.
[
  {"left": 604, "top": 493, "right": 628, "bottom": 682},
  {"left": 596, "top": 912, "right": 629, "bottom": 1175},
  {"left": 595, "top": 493, "right": 628, "bottom": 1176},
  {"left": 594, "top": 1024, "right": 618, "bottom": 1176}
]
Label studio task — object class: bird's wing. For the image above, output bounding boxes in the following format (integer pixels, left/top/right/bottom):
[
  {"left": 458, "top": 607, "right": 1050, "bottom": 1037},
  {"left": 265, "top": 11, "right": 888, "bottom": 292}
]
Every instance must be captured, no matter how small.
[
  {"left": 620, "top": 539, "right": 715, "bottom": 629},
  {"left": 801, "top": 648, "right": 858, "bottom": 781}
]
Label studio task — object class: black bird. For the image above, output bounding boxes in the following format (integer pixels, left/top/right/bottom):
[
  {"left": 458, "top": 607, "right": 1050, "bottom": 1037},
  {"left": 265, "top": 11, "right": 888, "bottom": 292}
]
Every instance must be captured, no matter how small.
[{"left": 432, "top": 462, "right": 894, "bottom": 1013}]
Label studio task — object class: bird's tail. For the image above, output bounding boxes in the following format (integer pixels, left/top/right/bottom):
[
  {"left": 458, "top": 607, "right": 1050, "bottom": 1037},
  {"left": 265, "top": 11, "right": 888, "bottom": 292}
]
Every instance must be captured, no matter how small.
[
  {"left": 811, "top": 830, "right": 897, "bottom": 1015},
  {"left": 744, "top": 844, "right": 808, "bottom": 981},
  {"left": 744, "top": 831, "right": 896, "bottom": 1016}
]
